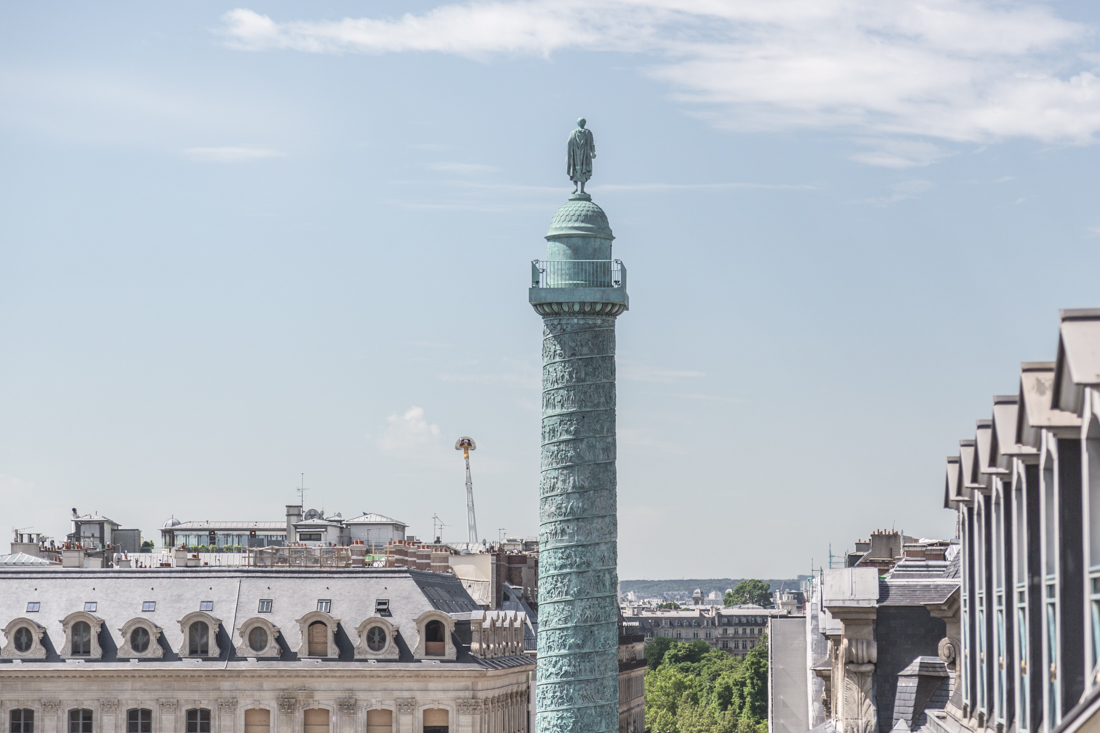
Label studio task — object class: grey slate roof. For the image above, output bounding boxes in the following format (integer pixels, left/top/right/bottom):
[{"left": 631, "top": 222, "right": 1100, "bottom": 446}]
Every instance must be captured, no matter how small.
[
  {"left": 877, "top": 580, "right": 958, "bottom": 607},
  {"left": 0, "top": 567, "right": 512, "bottom": 669}
]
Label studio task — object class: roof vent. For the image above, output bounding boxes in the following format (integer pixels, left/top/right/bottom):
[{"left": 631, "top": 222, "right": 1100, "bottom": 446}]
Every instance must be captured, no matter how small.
[{"left": 375, "top": 599, "right": 390, "bottom": 616}]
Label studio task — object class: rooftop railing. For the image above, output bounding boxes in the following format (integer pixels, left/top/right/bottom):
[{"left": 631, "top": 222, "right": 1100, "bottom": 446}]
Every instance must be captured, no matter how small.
[{"left": 531, "top": 259, "right": 625, "bottom": 289}]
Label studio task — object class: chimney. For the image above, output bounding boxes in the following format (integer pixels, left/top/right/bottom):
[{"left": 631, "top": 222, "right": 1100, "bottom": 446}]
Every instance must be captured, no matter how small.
[{"left": 286, "top": 505, "right": 302, "bottom": 544}]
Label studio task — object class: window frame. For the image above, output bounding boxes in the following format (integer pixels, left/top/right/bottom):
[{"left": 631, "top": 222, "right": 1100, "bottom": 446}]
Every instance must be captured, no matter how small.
[
  {"left": 185, "top": 709, "right": 211, "bottom": 733},
  {"left": 126, "top": 709, "right": 152, "bottom": 733},
  {"left": 68, "top": 709, "right": 93, "bottom": 733},
  {"left": 10, "top": 708, "right": 34, "bottom": 733}
]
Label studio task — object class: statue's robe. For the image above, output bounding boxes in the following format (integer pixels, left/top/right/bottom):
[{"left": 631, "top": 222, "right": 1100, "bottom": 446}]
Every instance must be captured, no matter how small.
[{"left": 567, "top": 128, "right": 596, "bottom": 183}]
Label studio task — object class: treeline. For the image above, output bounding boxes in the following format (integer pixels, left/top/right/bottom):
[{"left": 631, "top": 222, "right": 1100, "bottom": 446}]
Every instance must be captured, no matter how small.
[{"left": 644, "top": 638, "right": 768, "bottom": 733}]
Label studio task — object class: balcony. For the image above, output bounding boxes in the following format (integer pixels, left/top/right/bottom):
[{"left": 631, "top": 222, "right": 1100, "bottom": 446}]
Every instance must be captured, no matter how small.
[{"left": 531, "top": 259, "right": 626, "bottom": 289}]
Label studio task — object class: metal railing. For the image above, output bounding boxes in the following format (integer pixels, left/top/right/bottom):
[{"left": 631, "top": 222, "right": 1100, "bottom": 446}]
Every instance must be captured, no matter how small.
[{"left": 532, "top": 259, "right": 625, "bottom": 289}]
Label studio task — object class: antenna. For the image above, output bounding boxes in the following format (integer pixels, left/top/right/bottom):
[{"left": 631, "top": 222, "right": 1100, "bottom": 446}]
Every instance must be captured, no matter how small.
[
  {"left": 297, "top": 473, "right": 309, "bottom": 506},
  {"left": 455, "top": 437, "right": 478, "bottom": 544}
]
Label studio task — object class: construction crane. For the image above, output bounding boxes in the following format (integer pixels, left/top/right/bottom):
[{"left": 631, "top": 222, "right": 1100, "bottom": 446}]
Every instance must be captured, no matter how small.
[{"left": 455, "top": 437, "right": 478, "bottom": 544}]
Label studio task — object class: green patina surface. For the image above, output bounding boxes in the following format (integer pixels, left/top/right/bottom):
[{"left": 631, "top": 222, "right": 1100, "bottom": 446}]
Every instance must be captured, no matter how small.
[{"left": 531, "top": 177, "right": 627, "bottom": 733}]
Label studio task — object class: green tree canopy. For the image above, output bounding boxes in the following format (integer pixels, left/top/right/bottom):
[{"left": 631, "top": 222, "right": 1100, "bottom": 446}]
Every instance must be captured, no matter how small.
[{"left": 723, "top": 580, "right": 773, "bottom": 608}]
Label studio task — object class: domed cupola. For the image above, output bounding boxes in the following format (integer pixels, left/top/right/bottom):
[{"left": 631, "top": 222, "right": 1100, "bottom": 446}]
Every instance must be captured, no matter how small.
[
  {"left": 162, "top": 515, "right": 181, "bottom": 529},
  {"left": 546, "top": 193, "right": 614, "bottom": 242}
]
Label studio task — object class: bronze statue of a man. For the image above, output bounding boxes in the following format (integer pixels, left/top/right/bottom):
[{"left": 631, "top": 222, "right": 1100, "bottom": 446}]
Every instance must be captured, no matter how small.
[{"left": 567, "top": 118, "right": 596, "bottom": 194}]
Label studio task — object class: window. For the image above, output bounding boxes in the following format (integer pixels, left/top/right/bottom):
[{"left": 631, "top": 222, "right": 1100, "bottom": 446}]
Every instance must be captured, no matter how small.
[
  {"left": 375, "top": 599, "right": 390, "bottom": 615},
  {"left": 303, "top": 710, "right": 329, "bottom": 733},
  {"left": 692, "top": 631, "right": 699, "bottom": 639},
  {"left": 299, "top": 533, "right": 323, "bottom": 542},
  {"left": 308, "top": 621, "right": 328, "bottom": 656},
  {"left": 705, "top": 630, "right": 712, "bottom": 639},
  {"left": 721, "top": 640, "right": 729, "bottom": 649},
  {"left": 10, "top": 709, "right": 33, "bottom": 733},
  {"left": 199, "top": 601, "right": 213, "bottom": 612},
  {"left": 127, "top": 710, "right": 152, "bottom": 733},
  {"left": 244, "top": 710, "right": 270, "bottom": 733},
  {"left": 423, "top": 709, "right": 448, "bottom": 733},
  {"left": 189, "top": 621, "right": 210, "bottom": 656},
  {"left": 71, "top": 621, "right": 92, "bottom": 656},
  {"left": 317, "top": 599, "right": 331, "bottom": 613},
  {"left": 83, "top": 602, "right": 97, "bottom": 613},
  {"left": 675, "top": 631, "right": 682, "bottom": 639},
  {"left": 130, "top": 627, "right": 151, "bottom": 654},
  {"left": 366, "top": 626, "right": 386, "bottom": 652},
  {"left": 185, "top": 710, "right": 210, "bottom": 733},
  {"left": 25, "top": 603, "right": 39, "bottom": 613},
  {"left": 13, "top": 626, "right": 33, "bottom": 654},
  {"left": 258, "top": 599, "right": 272, "bottom": 613},
  {"left": 366, "top": 710, "right": 392, "bottom": 733},
  {"left": 248, "top": 626, "right": 268, "bottom": 653},
  {"left": 69, "top": 710, "right": 92, "bottom": 733},
  {"left": 425, "top": 620, "right": 445, "bottom": 656},
  {"left": 142, "top": 602, "right": 156, "bottom": 612}
]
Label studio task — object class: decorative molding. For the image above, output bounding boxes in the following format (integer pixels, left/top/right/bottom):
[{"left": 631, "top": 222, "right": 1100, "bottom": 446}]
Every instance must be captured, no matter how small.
[
  {"left": 217, "top": 699, "right": 238, "bottom": 714},
  {"left": 410, "top": 610, "right": 457, "bottom": 661},
  {"left": 293, "top": 612, "right": 340, "bottom": 659},
  {"left": 0, "top": 619, "right": 47, "bottom": 660},
  {"left": 176, "top": 611, "right": 222, "bottom": 659},
  {"left": 353, "top": 617, "right": 400, "bottom": 661},
  {"left": 41, "top": 701, "right": 61, "bottom": 714},
  {"left": 337, "top": 698, "right": 356, "bottom": 715},
  {"left": 396, "top": 699, "right": 416, "bottom": 715},
  {"left": 234, "top": 618, "right": 281, "bottom": 658},
  {"left": 532, "top": 302, "right": 626, "bottom": 317},
  {"left": 456, "top": 700, "right": 481, "bottom": 715},
  {"left": 277, "top": 698, "right": 297, "bottom": 715},
  {"left": 158, "top": 700, "right": 178, "bottom": 713},
  {"left": 100, "top": 700, "right": 119, "bottom": 714},
  {"left": 59, "top": 611, "right": 105, "bottom": 660},
  {"left": 117, "top": 618, "right": 164, "bottom": 659}
]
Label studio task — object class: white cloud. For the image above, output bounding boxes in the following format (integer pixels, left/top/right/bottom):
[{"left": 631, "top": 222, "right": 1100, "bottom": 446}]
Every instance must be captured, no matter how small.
[
  {"left": 184, "top": 146, "right": 286, "bottom": 162},
  {"left": 858, "top": 179, "right": 934, "bottom": 205},
  {"left": 429, "top": 162, "right": 502, "bottom": 174},
  {"left": 619, "top": 360, "right": 704, "bottom": 383},
  {"left": 218, "top": 1, "right": 1100, "bottom": 159},
  {"left": 378, "top": 406, "right": 442, "bottom": 454}
]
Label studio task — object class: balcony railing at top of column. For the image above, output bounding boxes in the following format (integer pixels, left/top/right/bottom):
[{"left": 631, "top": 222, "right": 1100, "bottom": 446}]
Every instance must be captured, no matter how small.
[{"left": 531, "top": 260, "right": 626, "bottom": 289}]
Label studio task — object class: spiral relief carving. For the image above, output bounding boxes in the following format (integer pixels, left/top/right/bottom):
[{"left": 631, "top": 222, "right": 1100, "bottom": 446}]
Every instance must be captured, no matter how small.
[{"left": 536, "top": 314, "right": 620, "bottom": 733}]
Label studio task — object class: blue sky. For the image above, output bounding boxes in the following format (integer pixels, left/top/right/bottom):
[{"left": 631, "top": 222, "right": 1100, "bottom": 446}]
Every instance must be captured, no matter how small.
[{"left": 3, "top": 1, "right": 1100, "bottom": 579}]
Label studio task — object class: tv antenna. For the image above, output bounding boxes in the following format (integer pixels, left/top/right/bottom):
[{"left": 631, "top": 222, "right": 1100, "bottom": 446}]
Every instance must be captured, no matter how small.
[
  {"left": 297, "top": 473, "right": 309, "bottom": 506},
  {"left": 432, "top": 514, "right": 448, "bottom": 543},
  {"left": 455, "top": 437, "right": 478, "bottom": 544}
]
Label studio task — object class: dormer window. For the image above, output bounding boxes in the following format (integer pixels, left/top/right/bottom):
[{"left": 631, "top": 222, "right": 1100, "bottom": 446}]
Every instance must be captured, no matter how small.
[
  {"left": 26, "top": 602, "right": 39, "bottom": 613},
  {"left": 189, "top": 622, "right": 210, "bottom": 656},
  {"left": 13, "top": 627, "right": 33, "bottom": 653},
  {"left": 177, "top": 611, "right": 221, "bottom": 658},
  {"left": 375, "top": 599, "right": 390, "bottom": 615},
  {"left": 84, "top": 602, "right": 97, "bottom": 613},
  {"left": 71, "top": 622, "right": 92, "bottom": 656}
]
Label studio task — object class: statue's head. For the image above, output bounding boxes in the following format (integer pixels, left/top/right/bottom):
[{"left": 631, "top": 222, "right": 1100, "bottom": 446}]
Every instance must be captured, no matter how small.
[{"left": 577, "top": 118, "right": 586, "bottom": 129}]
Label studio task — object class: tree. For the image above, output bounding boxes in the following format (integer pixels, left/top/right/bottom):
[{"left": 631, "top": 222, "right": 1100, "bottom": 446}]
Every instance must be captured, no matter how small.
[
  {"left": 140, "top": 541, "right": 154, "bottom": 553},
  {"left": 658, "top": 601, "right": 682, "bottom": 609},
  {"left": 723, "top": 580, "right": 773, "bottom": 608},
  {"left": 646, "top": 636, "right": 674, "bottom": 670}
]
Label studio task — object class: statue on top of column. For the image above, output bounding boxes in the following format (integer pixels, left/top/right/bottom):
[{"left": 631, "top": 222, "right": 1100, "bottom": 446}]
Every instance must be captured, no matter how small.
[{"left": 567, "top": 118, "right": 596, "bottom": 194}]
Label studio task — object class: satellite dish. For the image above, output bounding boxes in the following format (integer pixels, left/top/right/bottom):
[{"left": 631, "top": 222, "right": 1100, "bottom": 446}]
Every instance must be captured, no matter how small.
[
  {"left": 303, "top": 508, "right": 321, "bottom": 521},
  {"left": 455, "top": 437, "right": 476, "bottom": 451}
]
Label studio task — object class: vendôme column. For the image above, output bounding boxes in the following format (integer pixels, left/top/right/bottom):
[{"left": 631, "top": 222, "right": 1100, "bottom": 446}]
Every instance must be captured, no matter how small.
[{"left": 530, "top": 119, "right": 629, "bottom": 733}]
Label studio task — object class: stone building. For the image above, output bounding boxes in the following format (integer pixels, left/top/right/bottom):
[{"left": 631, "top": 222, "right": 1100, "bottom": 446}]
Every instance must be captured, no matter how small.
[
  {"left": 0, "top": 567, "right": 533, "bottom": 733},
  {"left": 623, "top": 605, "right": 786, "bottom": 656}
]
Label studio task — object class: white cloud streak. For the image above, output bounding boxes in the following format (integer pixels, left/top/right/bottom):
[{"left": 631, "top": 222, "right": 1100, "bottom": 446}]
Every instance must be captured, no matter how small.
[
  {"left": 219, "top": 1, "right": 1100, "bottom": 162},
  {"left": 378, "top": 406, "right": 441, "bottom": 454},
  {"left": 184, "top": 146, "right": 286, "bottom": 162}
]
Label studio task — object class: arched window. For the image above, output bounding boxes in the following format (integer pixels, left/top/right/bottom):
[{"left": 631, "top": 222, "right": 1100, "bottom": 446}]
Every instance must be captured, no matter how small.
[
  {"left": 366, "top": 710, "right": 392, "bottom": 733},
  {"left": 13, "top": 627, "right": 32, "bottom": 654},
  {"left": 68, "top": 710, "right": 93, "bottom": 733},
  {"left": 307, "top": 622, "right": 328, "bottom": 656},
  {"left": 189, "top": 622, "right": 209, "bottom": 656},
  {"left": 303, "top": 709, "right": 329, "bottom": 733},
  {"left": 130, "top": 627, "right": 151, "bottom": 654},
  {"left": 425, "top": 620, "right": 445, "bottom": 655},
  {"left": 423, "top": 709, "right": 448, "bottom": 733},
  {"left": 366, "top": 626, "right": 386, "bottom": 652},
  {"left": 185, "top": 710, "right": 210, "bottom": 733},
  {"left": 71, "top": 622, "right": 92, "bottom": 656},
  {"left": 10, "top": 709, "right": 33, "bottom": 733},
  {"left": 244, "top": 710, "right": 269, "bottom": 733},
  {"left": 126, "top": 710, "right": 152, "bottom": 733}
]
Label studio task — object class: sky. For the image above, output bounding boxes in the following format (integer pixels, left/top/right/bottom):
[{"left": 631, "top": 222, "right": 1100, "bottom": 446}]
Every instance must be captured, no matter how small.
[{"left": 3, "top": 1, "right": 1100, "bottom": 580}]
